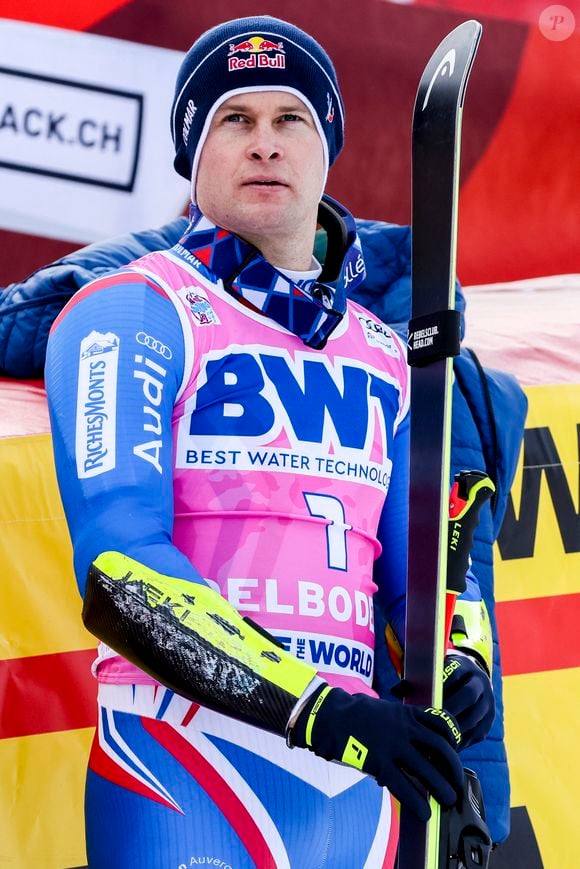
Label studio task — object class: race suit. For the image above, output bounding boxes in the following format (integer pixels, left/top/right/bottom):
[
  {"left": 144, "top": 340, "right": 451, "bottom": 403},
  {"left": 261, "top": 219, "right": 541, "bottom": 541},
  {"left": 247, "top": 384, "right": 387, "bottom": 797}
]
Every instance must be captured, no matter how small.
[{"left": 45, "top": 217, "right": 410, "bottom": 869}]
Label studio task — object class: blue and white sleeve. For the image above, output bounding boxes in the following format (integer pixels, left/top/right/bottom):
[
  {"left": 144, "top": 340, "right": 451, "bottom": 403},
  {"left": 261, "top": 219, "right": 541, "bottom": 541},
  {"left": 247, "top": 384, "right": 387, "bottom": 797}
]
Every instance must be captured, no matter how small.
[{"left": 45, "top": 272, "right": 204, "bottom": 596}]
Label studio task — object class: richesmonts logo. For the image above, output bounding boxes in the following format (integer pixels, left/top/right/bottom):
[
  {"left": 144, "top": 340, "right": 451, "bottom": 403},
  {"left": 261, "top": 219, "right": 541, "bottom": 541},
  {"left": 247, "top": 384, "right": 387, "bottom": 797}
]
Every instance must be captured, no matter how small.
[{"left": 76, "top": 331, "right": 119, "bottom": 478}]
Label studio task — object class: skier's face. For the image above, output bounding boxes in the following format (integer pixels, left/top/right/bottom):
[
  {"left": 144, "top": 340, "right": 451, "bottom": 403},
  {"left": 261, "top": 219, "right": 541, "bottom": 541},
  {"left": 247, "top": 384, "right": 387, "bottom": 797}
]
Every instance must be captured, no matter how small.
[{"left": 196, "top": 91, "right": 325, "bottom": 266}]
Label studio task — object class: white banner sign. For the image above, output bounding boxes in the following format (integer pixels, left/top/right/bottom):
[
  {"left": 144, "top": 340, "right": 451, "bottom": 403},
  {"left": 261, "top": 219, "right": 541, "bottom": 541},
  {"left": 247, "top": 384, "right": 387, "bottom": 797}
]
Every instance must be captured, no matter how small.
[{"left": 0, "top": 20, "right": 188, "bottom": 242}]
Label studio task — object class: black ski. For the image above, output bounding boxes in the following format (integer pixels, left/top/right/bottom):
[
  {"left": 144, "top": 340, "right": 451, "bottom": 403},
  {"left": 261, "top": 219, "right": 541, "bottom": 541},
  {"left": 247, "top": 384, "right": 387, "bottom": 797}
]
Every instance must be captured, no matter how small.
[{"left": 397, "top": 20, "right": 483, "bottom": 869}]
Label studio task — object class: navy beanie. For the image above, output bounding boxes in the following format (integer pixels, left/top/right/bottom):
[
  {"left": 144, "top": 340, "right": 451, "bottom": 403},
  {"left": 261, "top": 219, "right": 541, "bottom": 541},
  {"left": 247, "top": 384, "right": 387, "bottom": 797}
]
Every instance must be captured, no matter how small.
[{"left": 171, "top": 16, "right": 344, "bottom": 194}]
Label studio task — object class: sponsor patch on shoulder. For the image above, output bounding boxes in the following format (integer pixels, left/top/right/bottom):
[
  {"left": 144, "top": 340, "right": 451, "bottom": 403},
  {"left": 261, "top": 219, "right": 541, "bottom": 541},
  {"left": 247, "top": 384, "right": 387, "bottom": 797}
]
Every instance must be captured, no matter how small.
[
  {"left": 355, "top": 313, "right": 400, "bottom": 356},
  {"left": 181, "top": 286, "right": 220, "bottom": 326}
]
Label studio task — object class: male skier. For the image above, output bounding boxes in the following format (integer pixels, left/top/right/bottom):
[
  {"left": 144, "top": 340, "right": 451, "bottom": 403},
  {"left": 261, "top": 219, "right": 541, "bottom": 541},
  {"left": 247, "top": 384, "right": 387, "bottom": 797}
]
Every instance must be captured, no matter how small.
[{"left": 46, "top": 16, "right": 494, "bottom": 867}]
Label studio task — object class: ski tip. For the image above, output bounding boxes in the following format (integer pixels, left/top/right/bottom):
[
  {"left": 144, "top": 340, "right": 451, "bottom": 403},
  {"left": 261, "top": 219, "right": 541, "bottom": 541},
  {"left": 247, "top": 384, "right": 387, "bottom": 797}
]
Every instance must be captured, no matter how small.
[
  {"left": 451, "top": 19, "right": 483, "bottom": 37},
  {"left": 439, "top": 19, "right": 483, "bottom": 50},
  {"left": 413, "top": 17, "right": 483, "bottom": 119}
]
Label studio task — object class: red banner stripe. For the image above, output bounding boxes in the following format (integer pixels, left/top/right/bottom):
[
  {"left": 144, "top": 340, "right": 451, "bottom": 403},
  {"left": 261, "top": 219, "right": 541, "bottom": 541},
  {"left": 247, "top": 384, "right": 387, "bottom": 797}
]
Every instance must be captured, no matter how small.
[
  {"left": 0, "top": 648, "right": 96, "bottom": 739},
  {"left": 2, "top": 594, "right": 579, "bottom": 740},
  {"left": 497, "top": 593, "right": 580, "bottom": 676},
  {"left": 0, "top": 0, "right": 131, "bottom": 31}
]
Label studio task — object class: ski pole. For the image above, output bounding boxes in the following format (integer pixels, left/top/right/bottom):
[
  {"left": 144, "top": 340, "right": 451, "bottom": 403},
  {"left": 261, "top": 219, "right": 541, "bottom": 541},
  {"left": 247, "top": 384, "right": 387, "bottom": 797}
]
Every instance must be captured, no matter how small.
[{"left": 444, "top": 470, "right": 496, "bottom": 646}]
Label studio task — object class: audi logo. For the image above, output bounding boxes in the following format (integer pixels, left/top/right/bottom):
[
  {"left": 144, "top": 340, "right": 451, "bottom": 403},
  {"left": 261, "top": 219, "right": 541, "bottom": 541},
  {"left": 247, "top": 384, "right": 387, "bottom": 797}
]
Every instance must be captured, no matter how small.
[{"left": 136, "top": 332, "right": 173, "bottom": 359}]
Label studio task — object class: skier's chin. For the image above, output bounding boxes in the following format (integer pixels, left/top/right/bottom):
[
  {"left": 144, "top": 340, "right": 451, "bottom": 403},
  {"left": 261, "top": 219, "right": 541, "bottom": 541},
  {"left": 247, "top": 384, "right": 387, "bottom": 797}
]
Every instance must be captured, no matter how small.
[{"left": 231, "top": 202, "right": 298, "bottom": 241}]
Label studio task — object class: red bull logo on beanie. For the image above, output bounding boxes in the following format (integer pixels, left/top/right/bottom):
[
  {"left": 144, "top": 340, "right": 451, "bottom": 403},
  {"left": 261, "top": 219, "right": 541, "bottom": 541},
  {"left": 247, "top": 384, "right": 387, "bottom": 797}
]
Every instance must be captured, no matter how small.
[{"left": 227, "top": 36, "right": 286, "bottom": 71}]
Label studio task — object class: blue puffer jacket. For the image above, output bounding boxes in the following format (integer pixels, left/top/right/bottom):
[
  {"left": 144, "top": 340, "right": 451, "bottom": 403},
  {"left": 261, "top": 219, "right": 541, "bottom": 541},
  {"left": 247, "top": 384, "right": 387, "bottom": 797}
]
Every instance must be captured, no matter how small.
[
  {"left": 353, "top": 221, "right": 527, "bottom": 845},
  {"left": 0, "top": 217, "right": 526, "bottom": 843}
]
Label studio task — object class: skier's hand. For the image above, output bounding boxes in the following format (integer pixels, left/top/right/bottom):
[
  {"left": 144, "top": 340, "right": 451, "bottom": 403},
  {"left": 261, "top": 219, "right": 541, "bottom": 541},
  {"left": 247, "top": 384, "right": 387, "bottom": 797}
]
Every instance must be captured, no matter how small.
[
  {"left": 442, "top": 653, "right": 495, "bottom": 750},
  {"left": 290, "top": 685, "right": 464, "bottom": 822}
]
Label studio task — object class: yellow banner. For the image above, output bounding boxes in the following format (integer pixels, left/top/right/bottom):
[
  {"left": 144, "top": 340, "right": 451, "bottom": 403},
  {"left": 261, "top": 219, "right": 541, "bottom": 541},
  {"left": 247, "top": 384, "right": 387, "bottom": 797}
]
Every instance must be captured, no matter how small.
[
  {"left": 1, "top": 383, "right": 579, "bottom": 865},
  {"left": 495, "top": 383, "right": 580, "bottom": 603},
  {"left": 496, "top": 383, "right": 580, "bottom": 867},
  {"left": 0, "top": 729, "right": 92, "bottom": 868}
]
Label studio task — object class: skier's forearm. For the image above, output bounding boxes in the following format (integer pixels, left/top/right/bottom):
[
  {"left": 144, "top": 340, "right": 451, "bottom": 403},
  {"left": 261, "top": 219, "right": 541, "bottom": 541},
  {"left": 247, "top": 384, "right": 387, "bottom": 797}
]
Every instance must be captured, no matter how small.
[{"left": 83, "top": 551, "right": 322, "bottom": 735}]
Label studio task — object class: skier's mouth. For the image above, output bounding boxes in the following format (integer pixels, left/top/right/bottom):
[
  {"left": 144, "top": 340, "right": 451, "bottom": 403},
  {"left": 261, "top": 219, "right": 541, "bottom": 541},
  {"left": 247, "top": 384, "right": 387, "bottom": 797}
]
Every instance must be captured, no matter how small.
[{"left": 243, "top": 178, "right": 289, "bottom": 187}]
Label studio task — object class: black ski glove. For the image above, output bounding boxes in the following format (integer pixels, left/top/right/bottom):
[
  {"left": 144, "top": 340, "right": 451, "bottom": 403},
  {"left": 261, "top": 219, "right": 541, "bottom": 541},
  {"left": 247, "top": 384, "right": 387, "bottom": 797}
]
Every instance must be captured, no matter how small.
[
  {"left": 442, "top": 653, "right": 495, "bottom": 750},
  {"left": 290, "top": 685, "right": 464, "bottom": 822}
]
